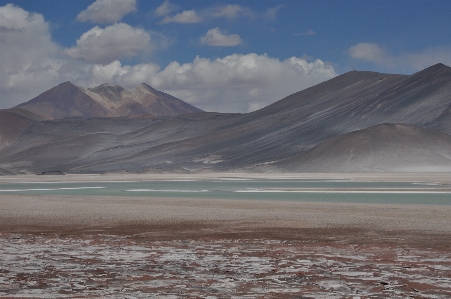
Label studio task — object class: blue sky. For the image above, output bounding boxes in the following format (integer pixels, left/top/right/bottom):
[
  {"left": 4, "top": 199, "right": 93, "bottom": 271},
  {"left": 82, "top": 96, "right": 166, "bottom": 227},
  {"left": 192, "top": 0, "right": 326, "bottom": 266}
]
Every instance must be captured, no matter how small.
[{"left": 1, "top": 0, "right": 451, "bottom": 112}]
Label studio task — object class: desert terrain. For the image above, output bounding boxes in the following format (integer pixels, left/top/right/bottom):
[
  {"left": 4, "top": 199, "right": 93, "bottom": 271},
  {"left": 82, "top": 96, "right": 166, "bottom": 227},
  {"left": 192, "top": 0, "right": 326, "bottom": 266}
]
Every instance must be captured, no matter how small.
[
  {"left": 1, "top": 2, "right": 451, "bottom": 297},
  {"left": 1, "top": 64, "right": 451, "bottom": 297},
  {"left": 1, "top": 173, "right": 450, "bottom": 298}
]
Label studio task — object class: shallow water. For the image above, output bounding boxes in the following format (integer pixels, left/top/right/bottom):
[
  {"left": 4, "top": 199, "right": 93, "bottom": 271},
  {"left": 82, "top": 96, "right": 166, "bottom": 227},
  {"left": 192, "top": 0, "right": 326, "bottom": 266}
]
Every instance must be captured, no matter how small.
[{"left": 0, "top": 179, "right": 450, "bottom": 205}]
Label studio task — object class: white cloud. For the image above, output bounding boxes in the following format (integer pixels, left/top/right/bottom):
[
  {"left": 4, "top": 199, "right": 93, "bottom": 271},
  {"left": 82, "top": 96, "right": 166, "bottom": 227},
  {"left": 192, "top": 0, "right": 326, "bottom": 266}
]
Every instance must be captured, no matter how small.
[
  {"left": 266, "top": 5, "right": 284, "bottom": 20},
  {"left": 209, "top": 4, "right": 244, "bottom": 18},
  {"left": 155, "top": 0, "right": 177, "bottom": 17},
  {"left": 348, "top": 42, "right": 451, "bottom": 72},
  {"left": 77, "top": 0, "right": 136, "bottom": 24},
  {"left": 292, "top": 29, "right": 316, "bottom": 36},
  {"left": 160, "top": 10, "right": 202, "bottom": 24},
  {"left": 64, "top": 23, "right": 151, "bottom": 65},
  {"left": 200, "top": 28, "right": 242, "bottom": 47},
  {"left": 348, "top": 43, "right": 388, "bottom": 64}
]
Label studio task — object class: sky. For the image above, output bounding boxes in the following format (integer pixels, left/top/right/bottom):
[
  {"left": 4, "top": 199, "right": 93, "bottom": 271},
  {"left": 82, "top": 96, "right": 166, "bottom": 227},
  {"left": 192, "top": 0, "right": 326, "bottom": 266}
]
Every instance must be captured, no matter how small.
[{"left": 1, "top": 0, "right": 451, "bottom": 112}]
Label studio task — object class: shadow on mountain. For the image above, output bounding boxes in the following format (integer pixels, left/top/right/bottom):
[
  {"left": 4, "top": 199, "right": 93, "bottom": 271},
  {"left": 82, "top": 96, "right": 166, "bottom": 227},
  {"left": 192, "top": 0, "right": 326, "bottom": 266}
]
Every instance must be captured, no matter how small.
[{"left": 276, "top": 123, "right": 451, "bottom": 172}]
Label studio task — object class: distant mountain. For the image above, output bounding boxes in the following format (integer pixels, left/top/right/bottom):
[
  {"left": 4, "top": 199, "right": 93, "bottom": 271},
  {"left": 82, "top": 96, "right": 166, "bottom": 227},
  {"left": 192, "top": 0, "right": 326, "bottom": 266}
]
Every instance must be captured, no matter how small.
[
  {"left": 277, "top": 123, "right": 451, "bottom": 172},
  {"left": 15, "top": 82, "right": 203, "bottom": 119},
  {"left": 2, "top": 63, "right": 451, "bottom": 174}
]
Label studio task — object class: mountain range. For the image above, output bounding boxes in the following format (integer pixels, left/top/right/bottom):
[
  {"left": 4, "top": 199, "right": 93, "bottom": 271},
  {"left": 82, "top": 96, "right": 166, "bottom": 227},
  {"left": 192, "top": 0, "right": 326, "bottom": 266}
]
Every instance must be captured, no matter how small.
[{"left": 1, "top": 63, "right": 451, "bottom": 174}]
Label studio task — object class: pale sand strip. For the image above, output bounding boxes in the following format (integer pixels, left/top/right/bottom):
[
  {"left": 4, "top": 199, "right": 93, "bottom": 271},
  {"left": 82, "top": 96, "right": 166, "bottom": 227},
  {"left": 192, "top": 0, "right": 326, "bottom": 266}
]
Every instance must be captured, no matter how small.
[
  {"left": 1, "top": 193, "right": 451, "bottom": 248},
  {"left": 2, "top": 172, "right": 451, "bottom": 184}
]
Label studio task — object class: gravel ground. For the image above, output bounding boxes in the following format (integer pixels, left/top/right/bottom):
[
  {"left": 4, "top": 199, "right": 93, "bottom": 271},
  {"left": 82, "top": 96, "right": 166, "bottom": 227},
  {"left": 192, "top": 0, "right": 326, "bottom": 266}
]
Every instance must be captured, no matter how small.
[{"left": 1, "top": 234, "right": 450, "bottom": 298}]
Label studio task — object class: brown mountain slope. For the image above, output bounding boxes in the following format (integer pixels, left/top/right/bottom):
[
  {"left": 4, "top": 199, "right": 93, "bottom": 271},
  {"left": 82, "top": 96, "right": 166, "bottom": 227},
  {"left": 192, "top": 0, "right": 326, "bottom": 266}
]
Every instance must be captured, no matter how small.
[
  {"left": 0, "top": 108, "right": 44, "bottom": 151},
  {"left": 278, "top": 123, "right": 451, "bottom": 172},
  {"left": 16, "top": 82, "right": 203, "bottom": 119}
]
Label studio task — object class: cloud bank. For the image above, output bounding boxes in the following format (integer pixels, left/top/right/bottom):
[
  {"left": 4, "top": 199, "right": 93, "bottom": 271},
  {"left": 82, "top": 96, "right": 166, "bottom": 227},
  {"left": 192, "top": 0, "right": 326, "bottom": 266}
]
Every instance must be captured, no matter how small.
[
  {"left": 0, "top": 4, "right": 336, "bottom": 113},
  {"left": 77, "top": 0, "right": 136, "bottom": 24},
  {"left": 0, "top": 4, "right": 62, "bottom": 108}
]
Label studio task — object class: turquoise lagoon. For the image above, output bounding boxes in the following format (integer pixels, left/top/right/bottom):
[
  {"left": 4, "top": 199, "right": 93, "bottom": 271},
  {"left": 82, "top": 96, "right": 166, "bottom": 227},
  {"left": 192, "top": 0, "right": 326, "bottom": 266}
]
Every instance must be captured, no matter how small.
[{"left": 0, "top": 179, "right": 450, "bottom": 205}]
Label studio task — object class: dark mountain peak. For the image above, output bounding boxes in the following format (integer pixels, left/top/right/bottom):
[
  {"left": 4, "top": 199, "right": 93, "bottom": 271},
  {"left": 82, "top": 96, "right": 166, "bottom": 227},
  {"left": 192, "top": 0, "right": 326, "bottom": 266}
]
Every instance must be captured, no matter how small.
[
  {"left": 410, "top": 63, "right": 451, "bottom": 79},
  {"left": 429, "top": 62, "right": 450, "bottom": 69},
  {"left": 58, "top": 81, "right": 78, "bottom": 87},
  {"left": 424, "top": 63, "right": 451, "bottom": 73}
]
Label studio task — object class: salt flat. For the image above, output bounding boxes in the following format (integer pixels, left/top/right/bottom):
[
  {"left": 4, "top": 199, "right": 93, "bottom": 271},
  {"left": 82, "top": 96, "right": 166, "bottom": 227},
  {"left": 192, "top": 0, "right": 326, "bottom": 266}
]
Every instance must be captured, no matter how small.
[
  {"left": 1, "top": 173, "right": 450, "bottom": 298},
  {"left": 1, "top": 235, "right": 450, "bottom": 298}
]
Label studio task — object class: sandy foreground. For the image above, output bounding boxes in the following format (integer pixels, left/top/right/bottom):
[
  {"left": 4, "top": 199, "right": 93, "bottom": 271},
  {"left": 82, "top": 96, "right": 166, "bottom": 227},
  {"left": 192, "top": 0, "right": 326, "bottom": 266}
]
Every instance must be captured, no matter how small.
[{"left": 1, "top": 173, "right": 451, "bottom": 298}]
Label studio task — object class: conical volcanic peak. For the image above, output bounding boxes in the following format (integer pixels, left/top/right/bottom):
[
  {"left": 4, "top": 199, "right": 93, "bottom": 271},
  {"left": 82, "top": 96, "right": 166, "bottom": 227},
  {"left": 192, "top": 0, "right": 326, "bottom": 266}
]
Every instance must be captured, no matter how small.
[
  {"left": 16, "top": 81, "right": 112, "bottom": 119},
  {"left": 15, "top": 82, "right": 203, "bottom": 119}
]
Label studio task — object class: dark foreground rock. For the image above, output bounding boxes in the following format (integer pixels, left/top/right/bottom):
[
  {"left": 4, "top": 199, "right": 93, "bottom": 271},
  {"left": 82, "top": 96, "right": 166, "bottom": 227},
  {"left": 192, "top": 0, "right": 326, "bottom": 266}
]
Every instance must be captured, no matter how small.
[{"left": 37, "top": 171, "right": 65, "bottom": 175}]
